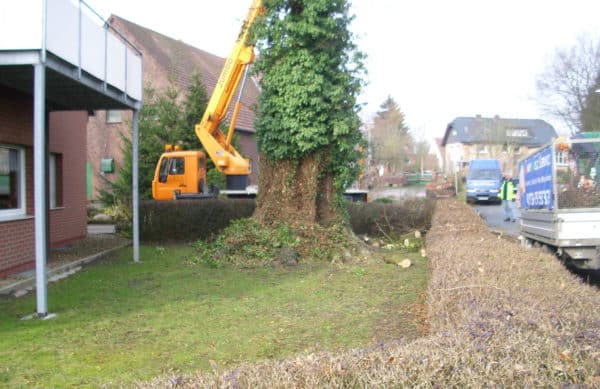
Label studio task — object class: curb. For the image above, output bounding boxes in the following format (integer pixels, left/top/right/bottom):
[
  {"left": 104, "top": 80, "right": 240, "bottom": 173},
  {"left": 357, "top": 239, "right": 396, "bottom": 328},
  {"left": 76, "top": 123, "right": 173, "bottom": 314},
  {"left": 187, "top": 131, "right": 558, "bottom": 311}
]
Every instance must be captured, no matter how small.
[{"left": 0, "top": 242, "right": 130, "bottom": 296}]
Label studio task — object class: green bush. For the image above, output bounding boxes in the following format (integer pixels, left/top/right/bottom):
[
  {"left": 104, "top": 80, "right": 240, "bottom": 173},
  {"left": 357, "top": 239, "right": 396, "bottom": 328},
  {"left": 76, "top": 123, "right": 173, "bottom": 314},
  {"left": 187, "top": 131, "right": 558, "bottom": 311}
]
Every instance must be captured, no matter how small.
[{"left": 140, "top": 199, "right": 255, "bottom": 242}]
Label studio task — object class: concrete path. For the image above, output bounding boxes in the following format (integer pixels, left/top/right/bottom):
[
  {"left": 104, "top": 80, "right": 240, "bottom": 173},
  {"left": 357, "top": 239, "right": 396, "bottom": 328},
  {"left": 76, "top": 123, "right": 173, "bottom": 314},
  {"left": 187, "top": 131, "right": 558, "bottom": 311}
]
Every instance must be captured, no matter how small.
[
  {"left": 87, "top": 224, "right": 116, "bottom": 234},
  {"left": 0, "top": 227, "right": 126, "bottom": 297}
]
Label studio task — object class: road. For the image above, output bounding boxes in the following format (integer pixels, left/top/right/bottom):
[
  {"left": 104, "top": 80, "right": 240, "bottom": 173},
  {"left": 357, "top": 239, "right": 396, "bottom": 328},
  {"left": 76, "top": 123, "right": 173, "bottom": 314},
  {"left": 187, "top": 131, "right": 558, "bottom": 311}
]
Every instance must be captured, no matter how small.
[
  {"left": 471, "top": 201, "right": 521, "bottom": 238},
  {"left": 369, "top": 185, "right": 426, "bottom": 201}
]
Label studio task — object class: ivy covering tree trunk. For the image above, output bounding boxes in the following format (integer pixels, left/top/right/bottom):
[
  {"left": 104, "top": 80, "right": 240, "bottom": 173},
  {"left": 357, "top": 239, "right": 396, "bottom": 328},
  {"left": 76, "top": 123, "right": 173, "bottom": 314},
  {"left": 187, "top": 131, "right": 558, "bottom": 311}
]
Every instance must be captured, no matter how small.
[{"left": 252, "top": 0, "right": 365, "bottom": 228}]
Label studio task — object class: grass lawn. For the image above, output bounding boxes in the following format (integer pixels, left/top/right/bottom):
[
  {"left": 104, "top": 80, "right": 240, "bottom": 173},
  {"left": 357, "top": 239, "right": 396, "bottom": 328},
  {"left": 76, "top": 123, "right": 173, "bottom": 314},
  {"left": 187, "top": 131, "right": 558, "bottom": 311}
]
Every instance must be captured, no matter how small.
[{"left": 0, "top": 245, "right": 428, "bottom": 387}]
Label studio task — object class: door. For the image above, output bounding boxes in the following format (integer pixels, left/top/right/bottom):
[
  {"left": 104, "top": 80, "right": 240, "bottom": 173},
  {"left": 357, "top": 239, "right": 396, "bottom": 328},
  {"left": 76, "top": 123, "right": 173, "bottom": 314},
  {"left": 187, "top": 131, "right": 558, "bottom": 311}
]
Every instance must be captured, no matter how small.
[{"left": 154, "top": 156, "right": 187, "bottom": 199}]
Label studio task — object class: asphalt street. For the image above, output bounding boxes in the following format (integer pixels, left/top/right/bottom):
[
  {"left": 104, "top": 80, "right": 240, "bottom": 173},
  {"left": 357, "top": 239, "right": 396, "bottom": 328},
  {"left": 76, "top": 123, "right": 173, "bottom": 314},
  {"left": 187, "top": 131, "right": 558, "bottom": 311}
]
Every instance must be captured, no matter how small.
[{"left": 472, "top": 201, "right": 521, "bottom": 237}]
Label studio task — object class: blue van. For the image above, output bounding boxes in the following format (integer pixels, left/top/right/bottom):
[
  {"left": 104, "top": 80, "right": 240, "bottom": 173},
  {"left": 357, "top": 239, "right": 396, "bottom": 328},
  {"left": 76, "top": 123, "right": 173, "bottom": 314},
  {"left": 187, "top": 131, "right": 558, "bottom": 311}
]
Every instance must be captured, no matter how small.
[{"left": 465, "top": 159, "right": 502, "bottom": 203}]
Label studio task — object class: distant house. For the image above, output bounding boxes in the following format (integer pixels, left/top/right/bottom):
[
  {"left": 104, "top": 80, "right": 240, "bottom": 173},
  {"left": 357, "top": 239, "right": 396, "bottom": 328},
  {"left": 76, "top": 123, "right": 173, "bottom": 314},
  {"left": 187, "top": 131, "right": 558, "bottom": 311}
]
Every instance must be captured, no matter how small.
[
  {"left": 441, "top": 115, "right": 558, "bottom": 175},
  {"left": 87, "top": 15, "right": 260, "bottom": 201}
]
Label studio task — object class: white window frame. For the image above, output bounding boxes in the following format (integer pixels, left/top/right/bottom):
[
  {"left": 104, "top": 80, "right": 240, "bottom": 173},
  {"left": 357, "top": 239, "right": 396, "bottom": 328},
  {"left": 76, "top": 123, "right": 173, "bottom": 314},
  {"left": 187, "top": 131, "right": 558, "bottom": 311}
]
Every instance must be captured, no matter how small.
[
  {"left": 106, "top": 110, "right": 122, "bottom": 124},
  {"left": 0, "top": 145, "right": 26, "bottom": 221},
  {"left": 506, "top": 128, "right": 529, "bottom": 138},
  {"left": 555, "top": 150, "right": 568, "bottom": 166}
]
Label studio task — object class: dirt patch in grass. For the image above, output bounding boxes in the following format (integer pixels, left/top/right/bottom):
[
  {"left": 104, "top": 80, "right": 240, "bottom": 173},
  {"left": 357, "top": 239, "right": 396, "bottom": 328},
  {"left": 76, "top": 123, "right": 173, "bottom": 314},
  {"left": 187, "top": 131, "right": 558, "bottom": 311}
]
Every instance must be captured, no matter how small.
[{"left": 140, "top": 198, "right": 600, "bottom": 388}]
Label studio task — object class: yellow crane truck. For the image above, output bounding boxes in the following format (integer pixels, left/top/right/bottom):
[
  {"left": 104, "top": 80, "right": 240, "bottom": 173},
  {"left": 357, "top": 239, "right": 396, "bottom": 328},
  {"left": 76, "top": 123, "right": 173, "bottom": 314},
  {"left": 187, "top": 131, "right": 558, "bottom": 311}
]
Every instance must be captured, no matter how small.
[{"left": 152, "top": 0, "right": 263, "bottom": 200}]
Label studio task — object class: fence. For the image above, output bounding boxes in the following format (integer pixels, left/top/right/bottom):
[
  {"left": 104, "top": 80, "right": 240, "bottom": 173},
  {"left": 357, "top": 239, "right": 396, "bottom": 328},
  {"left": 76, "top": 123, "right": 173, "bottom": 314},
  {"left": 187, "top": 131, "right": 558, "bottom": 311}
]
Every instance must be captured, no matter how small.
[{"left": 555, "top": 137, "right": 600, "bottom": 209}]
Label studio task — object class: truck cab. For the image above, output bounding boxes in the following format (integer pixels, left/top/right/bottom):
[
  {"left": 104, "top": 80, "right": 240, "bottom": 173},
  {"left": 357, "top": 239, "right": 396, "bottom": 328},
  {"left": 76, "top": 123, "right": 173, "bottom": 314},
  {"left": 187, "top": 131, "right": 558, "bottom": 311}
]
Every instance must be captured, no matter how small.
[
  {"left": 152, "top": 149, "right": 207, "bottom": 200},
  {"left": 465, "top": 159, "right": 502, "bottom": 204}
]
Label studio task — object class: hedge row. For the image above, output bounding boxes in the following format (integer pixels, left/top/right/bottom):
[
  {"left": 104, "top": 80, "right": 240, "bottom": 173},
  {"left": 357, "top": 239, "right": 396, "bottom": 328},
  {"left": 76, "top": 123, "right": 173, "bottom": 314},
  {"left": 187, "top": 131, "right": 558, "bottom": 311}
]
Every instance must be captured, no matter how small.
[
  {"left": 140, "top": 199, "right": 256, "bottom": 242},
  {"left": 347, "top": 198, "right": 434, "bottom": 237},
  {"left": 140, "top": 198, "right": 434, "bottom": 243}
]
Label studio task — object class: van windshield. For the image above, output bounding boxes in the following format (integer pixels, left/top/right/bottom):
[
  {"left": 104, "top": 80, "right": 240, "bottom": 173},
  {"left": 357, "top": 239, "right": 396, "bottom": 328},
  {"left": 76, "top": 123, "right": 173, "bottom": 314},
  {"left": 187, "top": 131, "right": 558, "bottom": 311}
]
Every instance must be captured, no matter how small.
[{"left": 467, "top": 169, "right": 500, "bottom": 180}]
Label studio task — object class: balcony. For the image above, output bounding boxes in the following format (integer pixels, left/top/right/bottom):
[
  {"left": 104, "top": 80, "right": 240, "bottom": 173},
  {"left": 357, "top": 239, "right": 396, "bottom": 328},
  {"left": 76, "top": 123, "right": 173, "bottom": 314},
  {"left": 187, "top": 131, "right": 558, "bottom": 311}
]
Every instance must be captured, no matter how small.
[
  {"left": 0, "top": 0, "right": 143, "bottom": 317},
  {"left": 0, "top": 0, "right": 142, "bottom": 110}
]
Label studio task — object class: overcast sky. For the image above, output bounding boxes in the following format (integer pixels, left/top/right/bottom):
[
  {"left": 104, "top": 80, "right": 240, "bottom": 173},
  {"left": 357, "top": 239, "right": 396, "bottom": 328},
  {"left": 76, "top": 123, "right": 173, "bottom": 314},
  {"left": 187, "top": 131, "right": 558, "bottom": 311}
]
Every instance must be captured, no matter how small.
[{"left": 90, "top": 0, "right": 600, "bottom": 141}]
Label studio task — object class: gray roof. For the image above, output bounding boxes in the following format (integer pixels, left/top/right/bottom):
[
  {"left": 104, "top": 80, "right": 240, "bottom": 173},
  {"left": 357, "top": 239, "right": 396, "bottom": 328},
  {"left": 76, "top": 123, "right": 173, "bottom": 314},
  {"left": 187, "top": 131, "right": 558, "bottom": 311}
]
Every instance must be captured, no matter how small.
[{"left": 442, "top": 116, "right": 557, "bottom": 147}]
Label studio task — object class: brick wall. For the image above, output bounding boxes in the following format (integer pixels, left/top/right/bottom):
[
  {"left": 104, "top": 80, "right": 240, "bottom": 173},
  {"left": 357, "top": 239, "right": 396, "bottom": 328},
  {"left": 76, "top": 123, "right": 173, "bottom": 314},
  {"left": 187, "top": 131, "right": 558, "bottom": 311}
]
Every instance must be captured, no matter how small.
[
  {"left": 49, "top": 111, "right": 88, "bottom": 246},
  {"left": 0, "top": 86, "right": 88, "bottom": 277},
  {"left": 86, "top": 110, "right": 132, "bottom": 200}
]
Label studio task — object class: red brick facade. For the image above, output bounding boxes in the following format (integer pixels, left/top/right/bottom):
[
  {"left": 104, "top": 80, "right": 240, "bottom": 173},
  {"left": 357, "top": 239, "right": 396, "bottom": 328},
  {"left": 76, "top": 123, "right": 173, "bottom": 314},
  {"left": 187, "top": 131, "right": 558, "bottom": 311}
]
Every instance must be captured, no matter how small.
[
  {"left": 0, "top": 86, "right": 88, "bottom": 277},
  {"left": 87, "top": 110, "right": 131, "bottom": 200}
]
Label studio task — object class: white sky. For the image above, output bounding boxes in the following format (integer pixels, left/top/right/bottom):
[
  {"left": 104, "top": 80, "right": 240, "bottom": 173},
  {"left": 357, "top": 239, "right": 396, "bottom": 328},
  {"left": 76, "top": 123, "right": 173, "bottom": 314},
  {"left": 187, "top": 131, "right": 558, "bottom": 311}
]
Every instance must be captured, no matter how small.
[{"left": 90, "top": 0, "right": 600, "bottom": 142}]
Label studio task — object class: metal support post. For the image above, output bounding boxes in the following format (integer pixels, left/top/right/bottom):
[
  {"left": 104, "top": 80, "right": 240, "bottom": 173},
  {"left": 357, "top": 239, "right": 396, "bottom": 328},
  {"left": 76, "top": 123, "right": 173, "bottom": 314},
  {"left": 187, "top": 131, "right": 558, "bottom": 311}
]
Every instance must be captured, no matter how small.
[
  {"left": 132, "top": 110, "right": 140, "bottom": 262},
  {"left": 34, "top": 62, "right": 48, "bottom": 317}
]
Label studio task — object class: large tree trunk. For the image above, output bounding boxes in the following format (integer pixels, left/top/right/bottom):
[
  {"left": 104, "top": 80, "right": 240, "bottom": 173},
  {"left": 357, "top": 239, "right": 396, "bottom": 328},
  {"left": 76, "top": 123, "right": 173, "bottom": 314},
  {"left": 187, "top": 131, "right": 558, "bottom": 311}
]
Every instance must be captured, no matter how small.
[{"left": 254, "top": 154, "right": 340, "bottom": 227}]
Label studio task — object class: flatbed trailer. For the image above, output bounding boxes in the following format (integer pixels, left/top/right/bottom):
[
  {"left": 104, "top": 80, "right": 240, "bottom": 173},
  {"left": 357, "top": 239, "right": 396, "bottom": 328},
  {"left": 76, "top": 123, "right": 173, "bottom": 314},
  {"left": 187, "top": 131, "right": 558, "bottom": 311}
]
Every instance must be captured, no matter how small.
[{"left": 519, "top": 136, "right": 600, "bottom": 270}]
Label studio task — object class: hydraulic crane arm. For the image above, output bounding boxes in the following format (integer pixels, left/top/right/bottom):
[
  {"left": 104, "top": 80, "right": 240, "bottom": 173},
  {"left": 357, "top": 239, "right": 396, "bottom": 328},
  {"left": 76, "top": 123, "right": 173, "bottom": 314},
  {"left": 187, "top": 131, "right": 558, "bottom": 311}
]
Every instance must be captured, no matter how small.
[{"left": 195, "top": 0, "right": 263, "bottom": 176}]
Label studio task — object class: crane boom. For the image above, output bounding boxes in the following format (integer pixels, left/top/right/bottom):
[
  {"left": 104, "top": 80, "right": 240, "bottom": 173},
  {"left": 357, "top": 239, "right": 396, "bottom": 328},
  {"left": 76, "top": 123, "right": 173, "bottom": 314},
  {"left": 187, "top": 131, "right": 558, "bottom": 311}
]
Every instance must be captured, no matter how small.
[{"left": 195, "top": 0, "right": 263, "bottom": 182}]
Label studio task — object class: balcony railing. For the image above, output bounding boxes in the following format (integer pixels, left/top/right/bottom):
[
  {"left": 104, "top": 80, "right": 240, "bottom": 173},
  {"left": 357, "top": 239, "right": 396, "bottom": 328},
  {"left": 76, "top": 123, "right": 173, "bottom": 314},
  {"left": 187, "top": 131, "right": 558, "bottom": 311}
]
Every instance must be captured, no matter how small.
[{"left": 0, "top": 0, "right": 142, "bottom": 102}]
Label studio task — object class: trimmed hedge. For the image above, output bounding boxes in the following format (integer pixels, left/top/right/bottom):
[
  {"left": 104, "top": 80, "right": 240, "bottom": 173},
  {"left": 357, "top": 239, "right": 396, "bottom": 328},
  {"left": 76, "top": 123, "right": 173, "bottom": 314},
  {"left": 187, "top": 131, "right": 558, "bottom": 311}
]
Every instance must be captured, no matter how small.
[
  {"left": 140, "top": 199, "right": 256, "bottom": 242},
  {"left": 347, "top": 198, "right": 434, "bottom": 237},
  {"left": 140, "top": 198, "right": 434, "bottom": 243}
]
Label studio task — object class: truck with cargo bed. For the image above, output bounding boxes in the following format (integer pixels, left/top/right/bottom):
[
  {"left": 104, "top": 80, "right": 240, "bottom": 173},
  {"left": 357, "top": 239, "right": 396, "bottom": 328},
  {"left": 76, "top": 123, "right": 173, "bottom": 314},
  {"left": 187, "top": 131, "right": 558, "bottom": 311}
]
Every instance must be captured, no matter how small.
[{"left": 518, "top": 135, "right": 600, "bottom": 270}]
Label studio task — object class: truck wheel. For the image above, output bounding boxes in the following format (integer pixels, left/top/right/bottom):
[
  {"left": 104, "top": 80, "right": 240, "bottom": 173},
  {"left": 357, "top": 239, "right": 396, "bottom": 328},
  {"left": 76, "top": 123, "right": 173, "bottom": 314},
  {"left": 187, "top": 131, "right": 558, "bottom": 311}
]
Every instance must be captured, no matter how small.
[{"left": 198, "top": 179, "right": 205, "bottom": 193}]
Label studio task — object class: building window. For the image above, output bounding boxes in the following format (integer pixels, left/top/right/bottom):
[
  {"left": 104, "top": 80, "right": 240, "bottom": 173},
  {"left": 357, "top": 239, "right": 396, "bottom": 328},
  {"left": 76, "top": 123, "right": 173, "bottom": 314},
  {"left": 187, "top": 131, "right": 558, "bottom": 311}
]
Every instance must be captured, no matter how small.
[
  {"left": 49, "top": 153, "right": 63, "bottom": 208},
  {"left": 106, "top": 110, "right": 122, "bottom": 123},
  {"left": 556, "top": 150, "right": 568, "bottom": 166},
  {"left": 0, "top": 145, "right": 25, "bottom": 219},
  {"left": 506, "top": 128, "right": 530, "bottom": 138}
]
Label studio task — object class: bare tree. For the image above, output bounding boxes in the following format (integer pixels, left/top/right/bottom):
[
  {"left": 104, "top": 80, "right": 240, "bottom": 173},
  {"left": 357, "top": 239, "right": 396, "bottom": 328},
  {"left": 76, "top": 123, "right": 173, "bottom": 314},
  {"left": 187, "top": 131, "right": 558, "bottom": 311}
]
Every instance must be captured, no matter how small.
[
  {"left": 536, "top": 34, "right": 600, "bottom": 134},
  {"left": 580, "top": 72, "right": 600, "bottom": 131}
]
